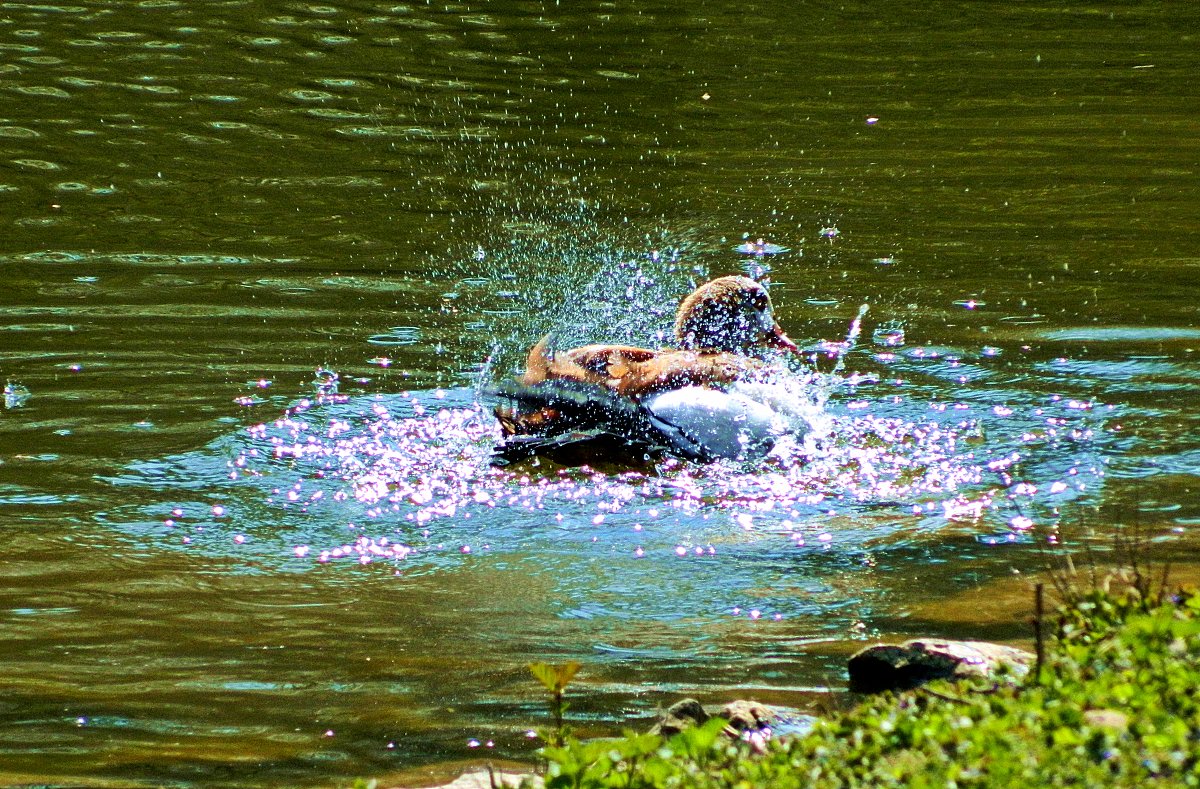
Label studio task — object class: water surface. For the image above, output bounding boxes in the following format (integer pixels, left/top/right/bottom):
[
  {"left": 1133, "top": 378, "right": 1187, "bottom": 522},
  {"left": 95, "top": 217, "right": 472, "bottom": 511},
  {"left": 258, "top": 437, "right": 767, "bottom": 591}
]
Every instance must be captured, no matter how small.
[{"left": 3, "top": 1, "right": 1200, "bottom": 786}]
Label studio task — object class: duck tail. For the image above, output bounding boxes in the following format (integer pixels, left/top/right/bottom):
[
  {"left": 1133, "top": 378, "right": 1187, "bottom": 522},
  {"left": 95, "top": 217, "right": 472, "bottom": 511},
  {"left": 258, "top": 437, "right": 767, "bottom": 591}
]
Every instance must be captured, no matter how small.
[{"left": 520, "top": 335, "right": 554, "bottom": 385}]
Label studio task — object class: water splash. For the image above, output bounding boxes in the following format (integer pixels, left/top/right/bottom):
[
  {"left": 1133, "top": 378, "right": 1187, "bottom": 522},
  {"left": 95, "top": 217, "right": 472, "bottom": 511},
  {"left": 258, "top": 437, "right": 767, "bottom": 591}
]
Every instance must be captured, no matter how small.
[{"left": 100, "top": 359, "right": 1109, "bottom": 588}]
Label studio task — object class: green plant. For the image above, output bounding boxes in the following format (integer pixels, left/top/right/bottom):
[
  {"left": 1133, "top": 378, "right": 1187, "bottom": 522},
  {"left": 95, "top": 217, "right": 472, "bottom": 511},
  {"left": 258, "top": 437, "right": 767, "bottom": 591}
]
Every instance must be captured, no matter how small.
[
  {"left": 541, "top": 717, "right": 733, "bottom": 789},
  {"left": 529, "top": 661, "right": 582, "bottom": 747}
]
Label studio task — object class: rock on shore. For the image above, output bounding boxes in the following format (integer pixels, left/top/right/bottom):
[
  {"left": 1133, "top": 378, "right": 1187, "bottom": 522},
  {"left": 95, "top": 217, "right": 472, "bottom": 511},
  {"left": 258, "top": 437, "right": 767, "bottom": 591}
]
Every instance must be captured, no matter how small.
[{"left": 848, "top": 638, "right": 1035, "bottom": 693}]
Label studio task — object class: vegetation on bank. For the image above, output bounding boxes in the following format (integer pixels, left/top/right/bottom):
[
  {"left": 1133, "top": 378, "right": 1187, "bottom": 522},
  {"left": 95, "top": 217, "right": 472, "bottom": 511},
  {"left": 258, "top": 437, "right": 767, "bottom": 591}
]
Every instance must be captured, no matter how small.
[{"left": 534, "top": 584, "right": 1200, "bottom": 788}]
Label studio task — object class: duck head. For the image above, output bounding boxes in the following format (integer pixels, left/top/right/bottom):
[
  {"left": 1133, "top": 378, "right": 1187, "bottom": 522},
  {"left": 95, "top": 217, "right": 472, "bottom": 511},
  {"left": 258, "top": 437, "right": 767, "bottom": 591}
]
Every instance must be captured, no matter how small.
[{"left": 674, "top": 276, "right": 799, "bottom": 356}]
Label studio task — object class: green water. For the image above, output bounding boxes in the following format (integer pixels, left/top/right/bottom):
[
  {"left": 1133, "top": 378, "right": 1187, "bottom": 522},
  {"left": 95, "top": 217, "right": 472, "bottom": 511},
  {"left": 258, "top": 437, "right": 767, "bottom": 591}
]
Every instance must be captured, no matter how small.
[{"left": 3, "top": 2, "right": 1200, "bottom": 786}]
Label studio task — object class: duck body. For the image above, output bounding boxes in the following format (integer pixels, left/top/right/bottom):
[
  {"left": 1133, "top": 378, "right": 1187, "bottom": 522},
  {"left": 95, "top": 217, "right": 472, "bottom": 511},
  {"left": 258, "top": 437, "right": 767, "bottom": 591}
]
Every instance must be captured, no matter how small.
[
  {"left": 493, "top": 276, "right": 808, "bottom": 466},
  {"left": 642, "top": 384, "right": 790, "bottom": 460}
]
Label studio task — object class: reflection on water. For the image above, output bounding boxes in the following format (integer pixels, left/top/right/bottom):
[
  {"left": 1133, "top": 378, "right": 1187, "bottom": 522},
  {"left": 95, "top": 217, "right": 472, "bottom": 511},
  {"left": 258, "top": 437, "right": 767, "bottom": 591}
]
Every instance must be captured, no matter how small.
[{"left": 3, "top": 0, "right": 1200, "bottom": 786}]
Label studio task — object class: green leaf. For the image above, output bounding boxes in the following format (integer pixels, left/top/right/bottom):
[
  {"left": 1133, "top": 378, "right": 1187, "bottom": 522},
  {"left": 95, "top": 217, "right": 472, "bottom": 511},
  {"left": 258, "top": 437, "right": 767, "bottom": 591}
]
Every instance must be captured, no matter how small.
[{"left": 529, "top": 661, "right": 582, "bottom": 693}]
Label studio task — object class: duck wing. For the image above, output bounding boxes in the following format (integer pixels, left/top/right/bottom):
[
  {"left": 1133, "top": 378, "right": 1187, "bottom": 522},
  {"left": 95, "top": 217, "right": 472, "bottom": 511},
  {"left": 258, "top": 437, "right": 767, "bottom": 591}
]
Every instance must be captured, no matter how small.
[
  {"left": 609, "top": 351, "right": 765, "bottom": 396},
  {"left": 490, "top": 377, "right": 714, "bottom": 465},
  {"left": 498, "top": 339, "right": 661, "bottom": 436},
  {"left": 518, "top": 338, "right": 659, "bottom": 386}
]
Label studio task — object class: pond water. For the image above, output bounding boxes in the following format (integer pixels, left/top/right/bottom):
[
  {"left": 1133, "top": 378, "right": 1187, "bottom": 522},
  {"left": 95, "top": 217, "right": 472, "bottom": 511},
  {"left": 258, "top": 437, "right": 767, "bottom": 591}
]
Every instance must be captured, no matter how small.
[{"left": 3, "top": 1, "right": 1200, "bottom": 786}]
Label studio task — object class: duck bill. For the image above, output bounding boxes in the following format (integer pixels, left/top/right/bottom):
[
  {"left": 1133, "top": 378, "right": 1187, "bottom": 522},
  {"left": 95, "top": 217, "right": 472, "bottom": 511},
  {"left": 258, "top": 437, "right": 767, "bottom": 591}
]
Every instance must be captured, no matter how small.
[{"left": 765, "top": 323, "right": 801, "bottom": 356}]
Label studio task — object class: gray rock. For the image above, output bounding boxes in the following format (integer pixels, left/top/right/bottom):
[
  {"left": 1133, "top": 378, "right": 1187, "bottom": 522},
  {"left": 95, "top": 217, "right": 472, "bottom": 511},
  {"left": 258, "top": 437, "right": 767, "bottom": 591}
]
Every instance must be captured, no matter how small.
[
  {"left": 649, "top": 698, "right": 709, "bottom": 736},
  {"left": 648, "top": 698, "right": 795, "bottom": 753},
  {"left": 848, "top": 639, "right": 1035, "bottom": 693}
]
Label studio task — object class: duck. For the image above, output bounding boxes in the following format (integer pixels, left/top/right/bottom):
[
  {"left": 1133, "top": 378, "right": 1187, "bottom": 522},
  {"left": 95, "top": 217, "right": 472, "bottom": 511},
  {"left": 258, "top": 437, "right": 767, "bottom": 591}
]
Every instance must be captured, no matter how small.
[{"left": 493, "top": 275, "right": 808, "bottom": 466}]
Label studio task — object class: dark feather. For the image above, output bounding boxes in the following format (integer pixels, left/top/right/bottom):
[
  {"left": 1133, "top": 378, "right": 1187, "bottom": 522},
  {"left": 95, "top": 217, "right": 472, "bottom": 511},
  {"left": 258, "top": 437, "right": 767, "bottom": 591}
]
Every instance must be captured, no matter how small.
[{"left": 489, "top": 379, "right": 713, "bottom": 465}]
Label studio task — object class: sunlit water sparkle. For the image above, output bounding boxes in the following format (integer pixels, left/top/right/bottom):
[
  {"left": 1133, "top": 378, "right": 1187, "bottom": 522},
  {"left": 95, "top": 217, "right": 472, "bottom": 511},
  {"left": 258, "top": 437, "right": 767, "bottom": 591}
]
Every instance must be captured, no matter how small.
[{"left": 100, "top": 356, "right": 1110, "bottom": 626}]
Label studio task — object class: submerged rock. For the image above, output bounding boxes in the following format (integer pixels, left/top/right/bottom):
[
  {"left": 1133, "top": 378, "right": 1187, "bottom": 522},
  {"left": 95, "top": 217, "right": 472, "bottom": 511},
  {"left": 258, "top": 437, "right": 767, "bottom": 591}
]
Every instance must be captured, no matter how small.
[{"left": 848, "top": 639, "right": 1035, "bottom": 693}]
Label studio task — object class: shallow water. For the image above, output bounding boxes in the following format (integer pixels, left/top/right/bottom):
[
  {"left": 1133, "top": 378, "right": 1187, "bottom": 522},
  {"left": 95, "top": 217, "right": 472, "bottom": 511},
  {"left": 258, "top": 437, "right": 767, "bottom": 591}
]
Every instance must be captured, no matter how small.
[{"left": 3, "top": 1, "right": 1200, "bottom": 786}]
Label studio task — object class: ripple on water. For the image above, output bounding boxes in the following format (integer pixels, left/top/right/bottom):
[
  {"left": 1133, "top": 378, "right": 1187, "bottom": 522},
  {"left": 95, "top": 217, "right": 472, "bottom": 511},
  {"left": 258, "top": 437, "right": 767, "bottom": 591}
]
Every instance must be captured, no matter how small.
[
  {"left": 332, "top": 125, "right": 417, "bottom": 137},
  {"left": 0, "top": 125, "right": 41, "bottom": 138},
  {"left": 122, "top": 82, "right": 181, "bottom": 95},
  {"left": 12, "top": 85, "right": 70, "bottom": 98},
  {"left": 59, "top": 77, "right": 105, "bottom": 87},
  {"left": 97, "top": 361, "right": 1111, "bottom": 625},
  {"left": 306, "top": 108, "right": 370, "bottom": 119},
  {"left": 1040, "top": 326, "right": 1200, "bottom": 344},
  {"left": 283, "top": 89, "right": 337, "bottom": 101}
]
